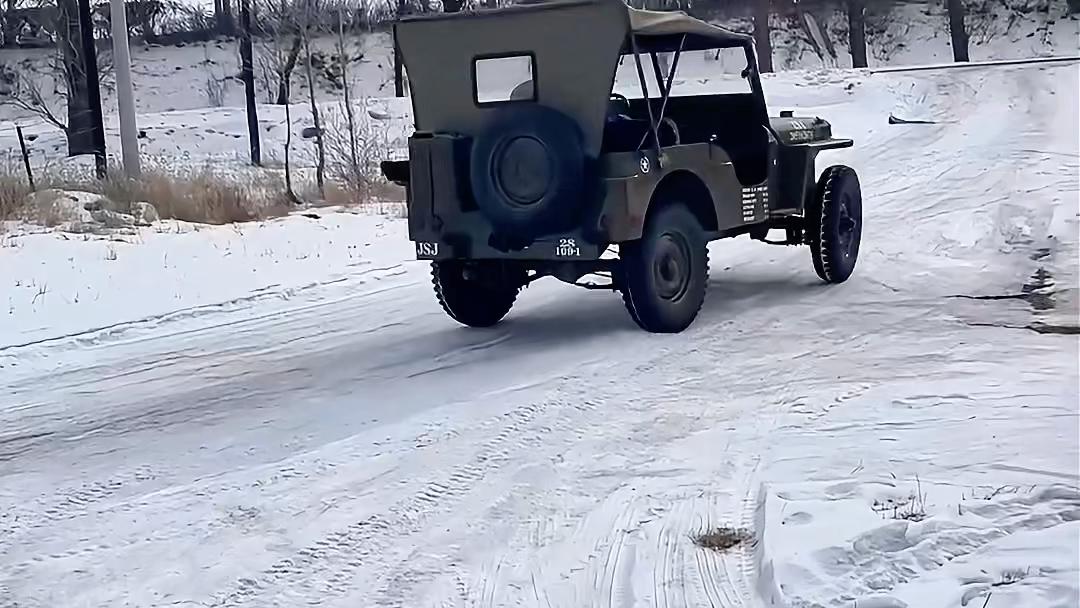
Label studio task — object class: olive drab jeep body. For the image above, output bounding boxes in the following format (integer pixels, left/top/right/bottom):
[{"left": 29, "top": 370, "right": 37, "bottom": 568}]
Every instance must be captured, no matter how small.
[{"left": 381, "top": 0, "right": 864, "bottom": 333}]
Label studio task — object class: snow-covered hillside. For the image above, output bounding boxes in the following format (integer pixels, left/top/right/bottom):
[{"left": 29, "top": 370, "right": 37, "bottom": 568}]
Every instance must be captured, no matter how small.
[
  {"left": 1, "top": 56, "right": 1076, "bottom": 607},
  {"left": 1, "top": 3, "right": 1076, "bottom": 182},
  {"left": 0, "top": 0, "right": 1076, "bottom": 123}
]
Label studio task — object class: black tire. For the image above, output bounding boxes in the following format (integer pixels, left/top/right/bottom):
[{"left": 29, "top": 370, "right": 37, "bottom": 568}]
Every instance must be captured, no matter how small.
[
  {"left": 619, "top": 204, "right": 709, "bottom": 333},
  {"left": 469, "top": 104, "right": 585, "bottom": 241},
  {"left": 432, "top": 261, "right": 525, "bottom": 328},
  {"left": 806, "top": 165, "right": 862, "bottom": 284}
]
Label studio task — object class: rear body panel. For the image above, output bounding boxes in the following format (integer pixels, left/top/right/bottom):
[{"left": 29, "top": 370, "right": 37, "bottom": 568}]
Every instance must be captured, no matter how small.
[
  {"left": 406, "top": 140, "right": 776, "bottom": 261},
  {"left": 394, "top": 0, "right": 628, "bottom": 158}
]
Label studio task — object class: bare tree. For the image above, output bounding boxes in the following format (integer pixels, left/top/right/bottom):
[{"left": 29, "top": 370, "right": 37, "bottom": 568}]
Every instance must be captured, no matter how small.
[
  {"left": 240, "top": 0, "right": 260, "bottom": 164},
  {"left": 946, "top": 0, "right": 970, "bottom": 61},
  {"left": 300, "top": 0, "right": 325, "bottom": 197},
  {"left": 753, "top": 0, "right": 773, "bottom": 73},
  {"left": 253, "top": 0, "right": 302, "bottom": 104},
  {"left": 847, "top": 0, "right": 867, "bottom": 68},
  {"left": 214, "top": 0, "right": 235, "bottom": 34},
  {"left": 1, "top": 14, "right": 113, "bottom": 155},
  {"left": 336, "top": 7, "right": 358, "bottom": 178},
  {"left": 260, "top": 0, "right": 297, "bottom": 200},
  {"left": 283, "top": 94, "right": 298, "bottom": 203},
  {"left": 57, "top": 0, "right": 96, "bottom": 155}
]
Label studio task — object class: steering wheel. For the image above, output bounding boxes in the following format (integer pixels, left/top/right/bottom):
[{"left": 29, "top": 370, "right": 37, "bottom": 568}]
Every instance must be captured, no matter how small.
[{"left": 609, "top": 92, "right": 631, "bottom": 116}]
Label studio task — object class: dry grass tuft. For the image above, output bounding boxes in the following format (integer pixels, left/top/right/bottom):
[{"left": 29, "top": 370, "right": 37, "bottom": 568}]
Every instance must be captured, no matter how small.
[
  {"left": 2, "top": 147, "right": 410, "bottom": 229},
  {"left": 313, "top": 179, "right": 405, "bottom": 209},
  {"left": 872, "top": 476, "right": 929, "bottom": 522},
  {"left": 691, "top": 527, "right": 755, "bottom": 552},
  {"left": 95, "top": 169, "right": 295, "bottom": 225},
  {"left": 0, "top": 173, "right": 34, "bottom": 224}
]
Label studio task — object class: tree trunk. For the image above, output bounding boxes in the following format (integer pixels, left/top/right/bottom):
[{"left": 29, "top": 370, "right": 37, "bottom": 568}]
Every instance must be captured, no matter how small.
[
  {"left": 240, "top": 0, "right": 260, "bottom": 165},
  {"left": 284, "top": 98, "right": 297, "bottom": 203},
  {"left": 76, "top": 0, "right": 105, "bottom": 176},
  {"left": 394, "top": 0, "right": 406, "bottom": 97},
  {"left": 946, "top": 0, "right": 969, "bottom": 62},
  {"left": 753, "top": 0, "right": 773, "bottom": 73},
  {"left": 847, "top": 0, "right": 867, "bottom": 68},
  {"left": 275, "top": 34, "right": 302, "bottom": 105},
  {"left": 221, "top": 0, "right": 234, "bottom": 35},
  {"left": 280, "top": 0, "right": 295, "bottom": 203},
  {"left": 303, "top": 32, "right": 325, "bottom": 198},
  {"left": 3, "top": 0, "right": 19, "bottom": 47},
  {"left": 338, "top": 10, "right": 359, "bottom": 178},
  {"left": 56, "top": 0, "right": 96, "bottom": 156}
]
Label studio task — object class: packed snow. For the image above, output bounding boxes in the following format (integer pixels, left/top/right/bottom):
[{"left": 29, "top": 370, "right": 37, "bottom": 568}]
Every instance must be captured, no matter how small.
[{"left": 1, "top": 14, "right": 1079, "bottom": 608}]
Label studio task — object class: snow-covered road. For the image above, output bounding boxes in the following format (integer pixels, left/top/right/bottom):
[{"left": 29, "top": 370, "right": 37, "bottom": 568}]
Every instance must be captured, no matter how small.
[{"left": 1, "top": 63, "right": 1077, "bottom": 608}]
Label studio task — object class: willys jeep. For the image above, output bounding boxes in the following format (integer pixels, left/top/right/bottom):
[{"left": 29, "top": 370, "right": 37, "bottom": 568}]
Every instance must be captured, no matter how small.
[{"left": 381, "top": 0, "right": 863, "bottom": 333}]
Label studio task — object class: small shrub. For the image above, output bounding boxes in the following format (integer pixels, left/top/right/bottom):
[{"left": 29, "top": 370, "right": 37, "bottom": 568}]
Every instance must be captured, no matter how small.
[
  {"left": 203, "top": 76, "right": 227, "bottom": 107},
  {"left": 691, "top": 527, "right": 755, "bottom": 552},
  {"left": 318, "top": 100, "right": 401, "bottom": 207},
  {"left": 872, "top": 477, "right": 929, "bottom": 522}
]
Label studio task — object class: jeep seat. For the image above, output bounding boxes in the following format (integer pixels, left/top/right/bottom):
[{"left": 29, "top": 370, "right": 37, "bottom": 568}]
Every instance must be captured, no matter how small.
[{"left": 602, "top": 102, "right": 680, "bottom": 153}]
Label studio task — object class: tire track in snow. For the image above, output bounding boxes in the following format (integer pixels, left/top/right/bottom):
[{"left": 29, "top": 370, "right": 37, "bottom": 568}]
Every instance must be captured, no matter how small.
[
  {"left": 398, "top": 328, "right": 801, "bottom": 607},
  {"left": 595, "top": 503, "right": 633, "bottom": 608},
  {"left": 655, "top": 510, "right": 677, "bottom": 608},
  {"left": 212, "top": 388, "right": 607, "bottom": 608},
  {"left": 0, "top": 464, "right": 163, "bottom": 550},
  {"left": 662, "top": 429, "right": 769, "bottom": 607}
]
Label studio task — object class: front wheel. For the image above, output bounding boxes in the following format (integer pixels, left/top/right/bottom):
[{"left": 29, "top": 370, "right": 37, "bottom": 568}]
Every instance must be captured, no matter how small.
[
  {"left": 432, "top": 261, "right": 526, "bottom": 328},
  {"left": 619, "top": 203, "right": 709, "bottom": 333},
  {"left": 806, "top": 165, "right": 862, "bottom": 283}
]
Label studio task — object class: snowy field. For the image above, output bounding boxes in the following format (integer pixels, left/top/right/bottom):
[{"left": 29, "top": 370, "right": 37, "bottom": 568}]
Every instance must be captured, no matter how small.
[
  {"left": 0, "top": 57, "right": 1076, "bottom": 607},
  {"left": 1, "top": 9, "right": 1079, "bottom": 607}
]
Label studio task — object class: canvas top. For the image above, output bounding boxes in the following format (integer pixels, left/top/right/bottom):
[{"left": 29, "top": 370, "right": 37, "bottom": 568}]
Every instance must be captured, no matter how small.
[{"left": 398, "top": 0, "right": 754, "bottom": 52}]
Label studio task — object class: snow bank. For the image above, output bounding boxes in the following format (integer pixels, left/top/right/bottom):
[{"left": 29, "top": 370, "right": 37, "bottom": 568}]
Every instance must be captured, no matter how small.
[
  {"left": 759, "top": 482, "right": 1080, "bottom": 607},
  {"left": 0, "top": 208, "right": 412, "bottom": 358}
]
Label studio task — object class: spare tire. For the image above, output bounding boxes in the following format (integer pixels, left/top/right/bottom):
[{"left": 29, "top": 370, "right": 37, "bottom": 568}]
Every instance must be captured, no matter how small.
[{"left": 469, "top": 104, "right": 586, "bottom": 241}]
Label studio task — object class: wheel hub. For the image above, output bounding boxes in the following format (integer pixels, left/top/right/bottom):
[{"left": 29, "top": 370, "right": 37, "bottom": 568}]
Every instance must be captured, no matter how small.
[
  {"left": 837, "top": 194, "right": 859, "bottom": 256},
  {"left": 494, "top": 136, "right": 553, "bottom": 206},
  {"left": 653, "top": 232, "right": 691, "bottom": 301}
]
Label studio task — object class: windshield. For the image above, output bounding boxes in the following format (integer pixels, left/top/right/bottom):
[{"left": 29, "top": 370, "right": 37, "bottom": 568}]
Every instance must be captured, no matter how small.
[{"left": 611, "top": 46, "right": 752, "bottom": 99}]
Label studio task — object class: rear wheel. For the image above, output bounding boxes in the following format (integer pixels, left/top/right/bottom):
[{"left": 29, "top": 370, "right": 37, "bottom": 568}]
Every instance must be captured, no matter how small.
[
  {"left": 806, "top": 165, "right": 862, "bottom": 283},
  {"left": 432, "top": 261, "right": 527, "bottom": 328},
  {"left": 619, "top": 203, "right": 709, "bottom": 333}
]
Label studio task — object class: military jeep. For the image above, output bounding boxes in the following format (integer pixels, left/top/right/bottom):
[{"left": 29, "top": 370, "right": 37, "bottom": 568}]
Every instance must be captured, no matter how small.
[{"left": 381, "top": 0, "right": 863, "bottom": 333}]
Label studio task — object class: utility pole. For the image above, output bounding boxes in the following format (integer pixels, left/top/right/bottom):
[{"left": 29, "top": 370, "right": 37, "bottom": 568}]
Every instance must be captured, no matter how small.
[
  {"left": 77, "top": 0, "right": 106, "bottom": 178},
  {"left": 239, "top": 0, "right": 260, "bottom": 166},
  {"left": 110, "top": 0, "right": 140, "bottom": 177}
]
